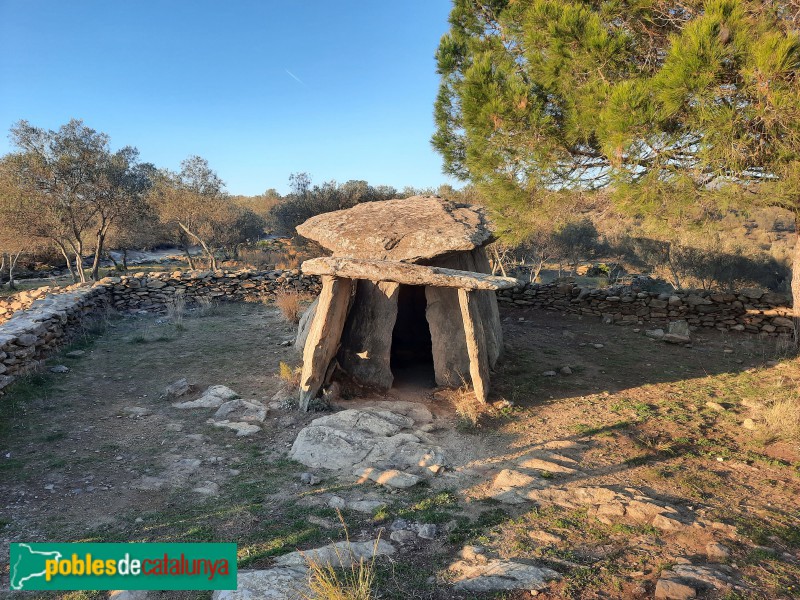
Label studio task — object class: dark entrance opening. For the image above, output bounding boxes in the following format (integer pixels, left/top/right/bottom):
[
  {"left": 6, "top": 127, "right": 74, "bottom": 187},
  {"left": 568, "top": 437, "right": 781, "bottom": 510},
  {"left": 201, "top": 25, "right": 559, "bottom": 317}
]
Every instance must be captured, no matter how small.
[{"left": 391, "top": 285, "right": 435, "bottom": 388}]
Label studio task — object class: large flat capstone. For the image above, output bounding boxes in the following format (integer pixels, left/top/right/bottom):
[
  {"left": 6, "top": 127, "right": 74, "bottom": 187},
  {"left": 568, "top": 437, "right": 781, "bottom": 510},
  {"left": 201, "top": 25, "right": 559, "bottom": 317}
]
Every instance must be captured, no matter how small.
[{"left": 295, "top": 196, "right": 494, "bottom": 262}]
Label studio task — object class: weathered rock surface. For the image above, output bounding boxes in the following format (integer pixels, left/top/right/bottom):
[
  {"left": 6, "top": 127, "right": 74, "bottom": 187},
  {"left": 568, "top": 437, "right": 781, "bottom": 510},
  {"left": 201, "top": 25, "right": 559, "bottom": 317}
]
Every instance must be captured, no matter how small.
[
  {"left": 213, "top": 399, "right": 267, "bottom": 423},
  {"left": 337, "top": 280, "right": 399, "bottom": 390},
  {"left": 275, "top": 539, "right": 395, "bottom": 569},
  {"left": 173, "top": 385, "right": 238, "bottom": 409},
  {"left": 165, "top": 378, "right": 191, "bottom": 398},
  {"left": 353, "top": 467, "right": 421, "bottom": 489},
  {"left": 449, "top": 558, "right": 561, "bottom": 592},
  {"left": 288, "top": 407, "right": 446, "bottom": 476},
  {"left": 213, "top": 539, "right": 395, "bottom": 599},
  {"left": 295, "top": 196, "right": 493, "bottom": 262}
]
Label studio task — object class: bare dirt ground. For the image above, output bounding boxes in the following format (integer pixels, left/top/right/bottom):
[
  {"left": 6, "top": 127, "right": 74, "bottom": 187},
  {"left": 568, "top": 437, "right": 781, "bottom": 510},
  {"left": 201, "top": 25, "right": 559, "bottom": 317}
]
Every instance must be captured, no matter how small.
[{"left": 1, "top": 302, "right": 799, "bottom": 599}]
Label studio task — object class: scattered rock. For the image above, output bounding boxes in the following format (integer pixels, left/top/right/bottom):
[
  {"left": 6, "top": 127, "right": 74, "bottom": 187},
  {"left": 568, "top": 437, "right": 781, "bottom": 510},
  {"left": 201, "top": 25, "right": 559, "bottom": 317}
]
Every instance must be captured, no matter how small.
[
  {"left": 449, "top": 558, "right": 561, "bottom": 593},
  {"left": 49, "top": 365, "right": 69, "bottom": 373},
  {"left": 192, "top": 481, "right": 220, "bottom": 496},
  {"left": 391, "top": 518, "right": 409, "bottom": 531},
  {"left": 208, "top": 420, "right": 261, "bottom": 436},
  {"left": 354, "top": 467, "right": 421, "bottom": 489},
  {"left": 706, "top": 542, "right": 730, "bottom": 561},
  {"left": 327, "top": 495, "right": 347, "bottom": 510},
  {"left": 668, "top": 320, "right": 691, "bottom": 338},
  {"left": 645, "top": 329, "right": 665, "bottom": 340},
  {"left": 173, "top": 385, "right": 238, "bottom": 409},
  {"left": 417, "top": 524, "right": 437, "bottom": 540},
  {"left": 459, "top": 546, "right": 487, "bottom": 563},
  {"left": 527, "top": 530, "right": 563, "bottom": 545},
  {"left": 213, "top": 399, "right": 267, "bottom": 423},
  {"left": 299, "top": 472, "right": 321, "bottom": 485},
  {"left": 593, "top": 343, "right": 604, "bottom": 349},
  {"left": 542, "top": 370, "right": 557, "bottom": 377},
  {"left": 109, "top": 592, "right": 150, "bottom": 600},
  {"left": 274, "top": 539, "right": 395, "bottom": 569},
  {"left": 65, "top": 350, "right": 85, "bottom": 358},
  {"left": 289, "top": 407, "right": 445, "bottom": 476},
  {"left": 390, "top": 530, "right": 417, "bottom": 544},
  {"left": 654, "top": 578, "right": 696, "bottom": 599},
  {"left": 348, "top": 500, "right": 387, "bottom": 513},
  {"left": 742, "top": 418, "right": 757, "bottom": 430},
  {"left": 559, "top": 366, "right": 572, "bottom": 375},
  {"left": 212, "top": 566, "right": 309, "bottom": 600},
  {"left": 164, "top": 377, "right": 191, "bottom": 398},
  {"left": 123, "top": 406, "right": 151, "bottom": 417},
  {"left": 705, "top": 401, "right": 725, "bottom": 412}
]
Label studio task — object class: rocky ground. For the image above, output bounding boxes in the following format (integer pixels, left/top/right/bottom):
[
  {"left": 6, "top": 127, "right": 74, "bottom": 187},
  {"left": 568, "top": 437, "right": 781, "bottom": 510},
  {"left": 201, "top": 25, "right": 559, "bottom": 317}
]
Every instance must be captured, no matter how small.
[{"left": 0, "top": 303, "right": 798, "bottom": 599}]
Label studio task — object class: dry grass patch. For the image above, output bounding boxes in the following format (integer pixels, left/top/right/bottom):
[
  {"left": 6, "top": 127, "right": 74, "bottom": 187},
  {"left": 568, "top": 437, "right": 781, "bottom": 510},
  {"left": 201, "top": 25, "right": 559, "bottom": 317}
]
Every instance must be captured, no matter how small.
[
  {"left": 452, "top": 383, "right": 489, "bottom": 429},
  {"left": 300, "top": 515, "right": 378, "bottom": 600},
  {"left": 274, "top": 289, "right": 308, "bottom": 324},
  {"left": 762, "top": 398, "right": 800, "bottom": 443}
]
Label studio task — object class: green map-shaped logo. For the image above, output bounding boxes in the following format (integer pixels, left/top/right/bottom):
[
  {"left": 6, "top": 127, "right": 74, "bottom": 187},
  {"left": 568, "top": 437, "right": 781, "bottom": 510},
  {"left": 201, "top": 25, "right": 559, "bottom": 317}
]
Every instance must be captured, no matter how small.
[{"left": 10, "top": 543, "right": 63, "bottom": 590}]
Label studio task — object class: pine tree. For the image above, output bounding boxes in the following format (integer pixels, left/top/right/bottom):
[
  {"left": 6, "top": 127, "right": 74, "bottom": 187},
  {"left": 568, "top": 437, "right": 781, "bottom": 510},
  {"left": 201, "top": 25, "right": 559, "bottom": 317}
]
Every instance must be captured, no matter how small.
[{"left": 433, "top": 1, "right": 800, "bottom": 311}]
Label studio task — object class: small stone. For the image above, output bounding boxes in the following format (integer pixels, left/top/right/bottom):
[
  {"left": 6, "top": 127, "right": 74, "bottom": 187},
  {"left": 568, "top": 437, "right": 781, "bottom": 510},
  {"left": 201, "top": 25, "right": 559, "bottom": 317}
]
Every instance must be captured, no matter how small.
[
  {"left": 389, "top": 530, "right": 417, "bottom": 544},
  {"left": 459, "top": 545, "right": 486, "bottom": 562},
  {"left": 652, "top": 514, "right": 684, "bottom": 531},
  {"left": 654, "top": 578, "right": 696, "bottom": 600},
  {"left": 44, "top": 484, "right": 54, "bottom": 491},
  {"left": 645, "top": 329, "right": 665, "bottom": 340},
  {"left": 391, "top": 518, "right": 409, "bottom": 531},
  {"left": 723, "top": 348, "right": 734, "bottom": 354},
  {"left": 559, "top": 366, "right": 572, "bottom": 375},
  {"left": 50, "top": 365, "right": 69, "bottom": 373},
  {"left": 65, "top": 350, "right": 85, "bottom": 358},
  {"left": 164, "top": 377, "right": 191, "bottom": 398},
  {"left": 706, "top": 542, "right": 730, "bottom": 561},
  {"left": 349, "top": 500, "right": 387, "bottom": 513},
  {"left": 593, "top": 343, "right": 604, "bottom": 349},
  {"left": 123, "top": 406, "right": 151, "bottom": 416},
  {"left": 191, "top": 481, "right": 219, "bottom": 496},
  {"left": 542, "top": 370, "right": 557, "bottom": 377},
  {"left": 742, "top": 418, "right": 757, "bottom": 430},
  {"left": 135, "top": 517, "right": 144, "bottom": 523},
  {"left": 300, "top": 472, "right": 322, "bottom": 485},
  {"left": 528, "top": 530, "right": 563, "bottom": 545},
  {"left": 328, "top": 495, "right": 347, "bottom": 510},
  {"left": 417, "top": 524, "right": 437, "bottom": 540},
  {"left": 279, "top": 340, "right": 292, "bottom": 347},
  {"left": 705, "top": 401, "right": 725, "bottom": 412}
]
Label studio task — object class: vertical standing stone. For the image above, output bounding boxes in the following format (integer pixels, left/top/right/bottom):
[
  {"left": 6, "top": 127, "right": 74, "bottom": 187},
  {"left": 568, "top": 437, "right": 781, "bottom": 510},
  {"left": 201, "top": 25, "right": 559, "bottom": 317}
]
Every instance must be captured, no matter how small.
[
  {"left": 458, "top": 288, "right": 490, "bottom": 403},
  {"left": 338, "top": 280, "right": 400, "bottom": 390},
  {"left": 425, "top": 286, "right": 470, "bottom": 386},
  {"left": 470, "top": 247, "right": 504, "bottom": 365},
  {"left": 299, "top": 276, "right": 354, "bottom": 411}
]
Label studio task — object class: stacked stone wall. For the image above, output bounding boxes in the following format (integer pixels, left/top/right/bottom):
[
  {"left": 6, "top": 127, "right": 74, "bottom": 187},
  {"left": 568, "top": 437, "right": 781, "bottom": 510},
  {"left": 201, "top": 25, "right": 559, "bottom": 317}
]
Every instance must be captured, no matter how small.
[
  {"left": 1, "top": 269, "right": 793, "bottom": 393},
  {"left": 498, "top": 282, "right": 794, "bottom": 335}
]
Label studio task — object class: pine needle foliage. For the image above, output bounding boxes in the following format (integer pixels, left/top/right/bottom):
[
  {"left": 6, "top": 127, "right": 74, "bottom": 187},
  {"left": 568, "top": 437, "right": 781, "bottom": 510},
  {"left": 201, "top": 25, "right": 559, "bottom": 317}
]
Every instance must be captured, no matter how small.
[{"left": 433, "top": 0, "right": 800, "bottom": 226}]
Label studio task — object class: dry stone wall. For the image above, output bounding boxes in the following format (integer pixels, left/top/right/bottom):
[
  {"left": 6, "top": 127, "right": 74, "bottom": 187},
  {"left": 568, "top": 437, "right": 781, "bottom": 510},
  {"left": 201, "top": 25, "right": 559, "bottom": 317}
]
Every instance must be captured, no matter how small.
[
  {"left": 0, "top": 286, "right": 109, "bottom": 390},
  {"left": 1, "top": 268, "right": 794, "bottom": 393},
  {"left": 0, "top": 286, "right": 52, "bottom": 323},
  {"left": 498, "top": 282, "right": 794, "bottom": 336},
  {"left": 0, "top": 269, "right": 320, "bottom": 392},
  {"left": 102, "top": 268, "right": 321, "bottom": 311}
]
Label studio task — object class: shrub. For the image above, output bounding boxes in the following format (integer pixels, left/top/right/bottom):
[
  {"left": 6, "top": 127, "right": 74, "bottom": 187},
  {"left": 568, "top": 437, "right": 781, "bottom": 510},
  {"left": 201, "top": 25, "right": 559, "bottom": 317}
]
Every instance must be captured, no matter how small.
[
  {"left": 300, "top": 514, "right": 377, "bottom": 600},
  {"left": 761, "top": 398, "right": 800, "bottom": 443},
  {"left": 274, "top": 289, "right": 307, "bottom": 324},
  {"left": 165, "top": 294, "right": 186, "bottom": 325}
]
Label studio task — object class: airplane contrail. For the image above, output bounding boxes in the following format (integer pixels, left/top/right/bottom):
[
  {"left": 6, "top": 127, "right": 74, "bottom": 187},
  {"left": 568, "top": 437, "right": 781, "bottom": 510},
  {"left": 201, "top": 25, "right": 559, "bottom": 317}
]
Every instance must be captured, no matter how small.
[{"left": 285, "top": 69, "right": 305, "bottom": 86}]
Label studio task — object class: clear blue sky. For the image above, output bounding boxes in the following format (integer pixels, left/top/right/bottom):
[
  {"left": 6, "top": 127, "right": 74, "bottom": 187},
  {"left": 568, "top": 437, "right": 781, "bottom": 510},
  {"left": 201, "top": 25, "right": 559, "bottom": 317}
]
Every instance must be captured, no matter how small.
[{"left": 0, "top": 0, "right": 458, "bottom": 195}]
